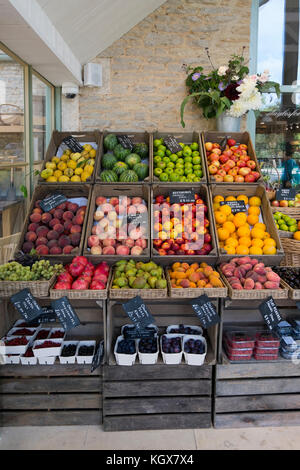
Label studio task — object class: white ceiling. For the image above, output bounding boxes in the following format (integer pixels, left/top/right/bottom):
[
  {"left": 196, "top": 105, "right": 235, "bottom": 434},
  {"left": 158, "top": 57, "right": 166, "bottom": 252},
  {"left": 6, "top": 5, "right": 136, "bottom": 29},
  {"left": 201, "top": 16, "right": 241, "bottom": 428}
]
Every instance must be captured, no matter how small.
[{"left": 36, "top": 0, "right": 166, "bottom": 64}]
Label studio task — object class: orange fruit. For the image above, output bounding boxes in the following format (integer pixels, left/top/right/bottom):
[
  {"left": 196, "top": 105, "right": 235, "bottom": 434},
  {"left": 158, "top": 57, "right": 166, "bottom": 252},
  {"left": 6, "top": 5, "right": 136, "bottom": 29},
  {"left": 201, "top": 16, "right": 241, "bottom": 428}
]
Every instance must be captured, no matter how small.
[
  {"left": 224, "top": 245, "right": 236, "bottom": 254},
  {"left": 233, "top": 214, "right": 247, "bottom": 228},
  {"left": 227, "top": 214, "right": 235, "bottom": 222},
  {"left": 223, "top": 221, "right": 236, "bottom": 234},
  {"left": 172, "top": 262, "right": 181, "bottom": 270},
  {"left": 213, "top": 202, "right": 221, "bottom": 211},
  {"left": 264, "top": 238, "right": 276, "bottom": 247},
  {"left": 237, "top": 225, "right": 251, "bottom": 238},
  {"left": 254, "top": 222, "right": 266, "bottom": 231},
  {"left": 251, "top": 228, "right": 265, "bottom": 239},
  {"left": 237, "top": 195, "right": 249, "bottom": 204},
  {"left": 294, "top": 231, "right": 300, "bottom": 241},
  {"left": 217, "top": 228, "right": 229, "bottom": 241},
  {"left": 236, "top": 245, "right": 249, "bottom": 255},
  {"left": 219, "top": 204, "right": 232, "bottom": 216},
  {"left": 248, "top": 206, "right": 260, "bottom": 216},
  {"left": 263, "top": 245, "right": 276, "bottom": 255},
  {"left": 213, "top": 195, "right": 224, "bottom": 203},
  {"left": 249, "top": 196, "right": 261, "bottom": 206},
  {"left": 215, "top": 211, "right": 227, "bottom": 224},
  {"left": 249, "top": 246, "right": 263, "bottom": 255},
  {"left": 247, "top": 214, "right": 259, "bottom": 226},
  {"left": 263, "top": 232, "right": 271, "bottom": 239},
  {"left": 251, "top": 238, "right": 264, "bottom": 248},
  {"left": 226, "top": 237, "right": 238, "bottom": 247},
  {"left": 238, "top": 237, "right": 251, "bottom": 248},
  {"left": 225, "top": 196, "right": 236, "bottom": 202}
]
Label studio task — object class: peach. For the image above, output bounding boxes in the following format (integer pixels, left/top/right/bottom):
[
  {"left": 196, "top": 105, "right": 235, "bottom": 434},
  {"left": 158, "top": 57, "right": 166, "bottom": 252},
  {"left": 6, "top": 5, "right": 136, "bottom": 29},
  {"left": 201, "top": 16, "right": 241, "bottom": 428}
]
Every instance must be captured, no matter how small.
[
  {"left": 28, "top": 223, "right": 39, "bottom": 232},
  {"left": 53, "top": 224, "right": 64, "bottom": 234},
  {"left": 94, "top": 210, "right": 104, "bottom": 221},
  {"left": 50, "top": 246, "right": 62, "bottom": 255},
  {"left": 58, "top": 235, "right": 71, "bottom": 248},
  {"left": 22, "top": 241, "right": 34, "bottom": 253},
  {"left": 132, "top": 197, "right": 143, "bottom": 206},
  {"left": 266, "top": 272, "right": 281, "bottom": 283},
  {"left": 250, "top": 259, "right": 259, "bottom": 266},
  {"left": 41, "top": 213, "right": 52, "bottom": 224},
  {"left": 47, "top": 230, "right": 59, "bottom": 240},
  {"left": 70, "top": 233, "right": 81, "bottom": 246},
  {"left": 255, "top": 282, "right": 263, "bottom": 289},
  {"left": 73, "top": 214, "right": 84, "bottom": 225},
  {"left": 180, "top": 279, "right": 190, "bottom": 288},
  {"left": 57, "top": 202, "right": 67, "bottom": 211},
  {"left": 33, "top": 207, "right": 42, "bottom": 214},
  {"left": 109, "top": 197, "right": 119, "bottom": 206},
  {"left": 237, "top": 256, "right": 252, "bottom": 265},
  {"left": 101, "top": 203, "right": 113, "bottom": 213},
  {"left": 49, "top": 218, "right": 61, "bottom": 228},
  {"left": 70, "top": 225, "right": 82, "bottom": 234},
  {"left": 36, "top": 226, "right": 49, "bottom": 238},
  {"left": 116, "top": 245, "right": 130, "bottom": 256},
  {"left": 122, "top": 238, "right": 135, "bottom": 248},
  {"left": 64, "top": 220, "right": 73, "bottom": 232},
  {"left": 103, "top": 239, "right": 116, "bottom": 247},
  {"left": 47, "top": 239, "right": 58, "bottom": 249},
  {"left": 91, "top": 246, "right": 102, "bottom": 255},
  {"left": 30, "top": 213, "right": 42, "bottom": 224},
  {"left": 36, "top": 237, "right": 48, "bottom": 247},
  {"left": 244, "top": 278, "right": 255, "bottom": 290},
  {"left": 135, "top": 239, "right": 147, "bottom": 249},
  {"left": 88, "top": 235, "right": 100, "bottom": 247},
  {"left": 53, "top": 209, "right": 64, "bottom": 220},
  {"left": 264, "top": 281, "right": 280, "bottom": 289},
  {"left": 121, "top": 196, "right": 131, "bottom": 207},
  {"left": 107, "top": 211, "right": 117, "bottom": 221},
  {"left": 36, "top": 245, "right": 49, "bottom": 255},
  {"left": 137, "top": 204, "right": 147, "bottom": 214},
  {"left": 243, "top": 263, "right": 253, "bottom": 272},
  {"left": 63, "top": 245, "right": 74, "bottom": 254},
  {"left": 231, "top": 282, "right": 243, "bottom": 290},
  {"left": 67, "top": 202, "right": 78, "bottom": 213},
  {"left": 95, "top": 196, "right": 107, "bottom": 206},
  {"left": 102, "top": 246, "right": 115, "bottom": 255},
  {"left": 189, "top": 272, "right": 200, "bottom": 283},
  {"left": 257, "top": 275, "right": 267, "bottom": 283},
  {"left": 76, "top": 206, "right": 86, "bottom": 217},
  {"left": 25, "top": 231, "right": 37, "bottom": 242},
  {"left": 63, "top": 211, "right": 74, "bottom": 221},
  {"left": 131, "top": 246, "right": 144, "bottom": 256}
]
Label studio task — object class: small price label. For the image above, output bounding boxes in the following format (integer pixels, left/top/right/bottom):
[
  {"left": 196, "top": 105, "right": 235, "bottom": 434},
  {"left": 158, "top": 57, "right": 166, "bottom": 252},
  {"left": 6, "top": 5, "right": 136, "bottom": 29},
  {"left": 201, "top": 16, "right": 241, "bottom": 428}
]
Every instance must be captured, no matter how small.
[
  {"left": 51, "top": 297, "right": 81, "bottom": 332},
  {"left": 91, "top": 340, "right": 104, "bottom": 373},
  {"left": 190, "top": 295, "right": 220, "bottom": 328},
  {"left": 164, "top": 135, "right": 182, "bottom": 153},
  {"left": 35, "top": 307, "right": 57, "bottom": 323},
  {"left": 39, "top": 193, "right": 67, "bottom": 212},
  {"left": 10, "top": 289, "right": 43, "bottom": 322},
  {"left": 123, "top": 326, "right": 156, "bottom": 340},
  {"left": 122, "top": 296, "right": 154, "bottom": 328},
  {"left": 62, "top": 136, "right": 83, "bottom": 153},
  {"left": 276, "top": 188, "right": 296, "bottom": 201},
  {"left": 117, "top": 135, "right": 134, "bottom": 150},
  {"left": 259, "top": 296, "right": 283, "bottom": 330},
  {"left": 220, "top": 200, "right": 246, "bottom": 214},
  {"left": 170, "top": 190, "right": 196, "bottom": 205}
]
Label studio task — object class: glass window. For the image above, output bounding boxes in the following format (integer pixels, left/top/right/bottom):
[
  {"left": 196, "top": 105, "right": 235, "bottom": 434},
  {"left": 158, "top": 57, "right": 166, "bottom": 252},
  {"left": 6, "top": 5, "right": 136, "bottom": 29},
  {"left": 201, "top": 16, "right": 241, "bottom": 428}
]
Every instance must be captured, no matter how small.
[
  {"left": 32, "top": 73, "right": 52, "bottom": 162},
  {"left": 0, "top": 46, "right": 25, "bottom": 199}
]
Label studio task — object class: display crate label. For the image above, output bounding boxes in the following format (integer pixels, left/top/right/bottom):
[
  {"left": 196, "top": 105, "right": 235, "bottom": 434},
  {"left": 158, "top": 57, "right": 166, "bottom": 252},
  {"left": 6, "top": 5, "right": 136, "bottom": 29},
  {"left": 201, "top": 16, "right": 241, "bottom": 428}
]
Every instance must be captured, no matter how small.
[
  {"left": 123, "top": 326, "right": 156, "bottom": 339},
  {"left": 62, "top": 135, "right": 84, "bottom": 153},
  {"left": 117, "top": 135, "right": 134, "bottom": 150},
  {"left": 259, "top": 296, "right": 283, "bottom": 330},
  {"left": 51, "top": 297, "right": 81, "bottom": 331},
  {"left": 36, "top": 307, "right": 57, "bottom": 323},
  {"left": 220, "top": 200, "right": 246, "bottom": 214},
  {"left": 190, "top": 294, "right": 220, "bottom": 328},
  {"left": 40, "top": 193, "right": 67, "bottom": 212},
  {"left": 219, "top": 136, "right": 228, "bottom": 152},
  {"left": 10, "top": 289, "right": 43, "bottom": 322},
  {"left": 276, "top": 188, "right": 296, "bottom": 201},
  {"left": 164, "top": 135, "right": 182, "bottom": 153},
  {"left": 122, "top": 295, "right": 154, "bottom": 328},
  {"left": 91, "top": 340, "right": 104, "bottom": 373},
  {"left": 170, "top": 190, "right": 196, "bottom": 205}
]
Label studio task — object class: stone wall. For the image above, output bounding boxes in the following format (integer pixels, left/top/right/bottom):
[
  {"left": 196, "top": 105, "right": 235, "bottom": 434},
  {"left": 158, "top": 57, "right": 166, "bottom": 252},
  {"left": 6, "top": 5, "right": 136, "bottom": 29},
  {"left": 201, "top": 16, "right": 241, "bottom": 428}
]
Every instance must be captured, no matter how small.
[{"left": 79, "top": 0, "right": 252, "bottom": 133}]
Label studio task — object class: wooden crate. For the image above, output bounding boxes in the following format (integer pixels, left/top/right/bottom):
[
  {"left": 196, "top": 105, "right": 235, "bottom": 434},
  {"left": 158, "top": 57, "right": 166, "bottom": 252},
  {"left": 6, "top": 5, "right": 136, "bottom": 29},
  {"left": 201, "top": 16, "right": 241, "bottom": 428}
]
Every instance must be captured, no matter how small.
[
  {"left": 210, "top": 183, "right": 284, "bottom": 265},
  {"left": 83, "top": 184, "right": 151, "bottom": 262},
  {"left": 0, "top": 298, "right": 105, "bottom": 426},
  {"left": 214, "top": 298, "right": 300, "bottom": 428},
  {"left": 15, "top": 184, "right": 92, "bottom": 262},
  {"left": 38, "top": 130, "right": 102, "bottom": 185},
  {"left": 151, "top": 183, "right": 219, "bottom": 265},
  {"left": 201, "top": 131, "right": 263, "bottom": 184},
  {"left": 152, "top": 131, "right": 208, "bottom": 184},
  {"left": 96, "top": 130, "right": 152, "bottom": 184}
]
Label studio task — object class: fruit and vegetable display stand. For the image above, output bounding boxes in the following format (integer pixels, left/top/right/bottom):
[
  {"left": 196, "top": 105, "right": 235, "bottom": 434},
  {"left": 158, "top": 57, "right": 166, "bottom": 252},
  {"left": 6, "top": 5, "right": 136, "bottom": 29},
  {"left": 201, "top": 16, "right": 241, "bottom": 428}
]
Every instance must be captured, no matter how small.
[{"left": 1, "top": 129, "right": 300, "bottom": 432}]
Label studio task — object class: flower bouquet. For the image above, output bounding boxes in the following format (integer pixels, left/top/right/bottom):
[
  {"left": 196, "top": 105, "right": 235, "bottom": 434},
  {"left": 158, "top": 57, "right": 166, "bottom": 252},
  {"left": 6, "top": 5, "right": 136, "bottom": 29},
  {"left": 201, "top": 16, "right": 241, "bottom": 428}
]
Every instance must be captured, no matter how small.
[{"left": 180, "top": 49, "right": 280, "bottom": 128}]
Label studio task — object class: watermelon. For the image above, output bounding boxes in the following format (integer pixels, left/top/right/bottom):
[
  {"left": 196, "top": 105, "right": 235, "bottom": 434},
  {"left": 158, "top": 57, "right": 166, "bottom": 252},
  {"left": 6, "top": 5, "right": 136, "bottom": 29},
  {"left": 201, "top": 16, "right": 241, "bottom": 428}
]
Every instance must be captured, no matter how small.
[
  {"left": 113, "top": 144, "right": 131, "bottom": 161},
  {"left": 102, "top": 152, "right": 117, "bottom": 170},
  {"left": 133, "top": 163, "right": 149, "bottom": 180},
  {"left": 104, "top": 134, "right": 118, "bottom": 151},
  {"left": 119, "top": 170, "right": 139, "bottom": 182},
  {"left": 133, "top": 142, "right": 148, "bottom": 159},
  {"left": 125, "top": 153, "right": 141, "bottom": 168},
  {"left": 99, "top": 170, "right": 118, "bottom": 182},
  {"left": 113, "top": 161, "right": 128, "bottom": 176}
]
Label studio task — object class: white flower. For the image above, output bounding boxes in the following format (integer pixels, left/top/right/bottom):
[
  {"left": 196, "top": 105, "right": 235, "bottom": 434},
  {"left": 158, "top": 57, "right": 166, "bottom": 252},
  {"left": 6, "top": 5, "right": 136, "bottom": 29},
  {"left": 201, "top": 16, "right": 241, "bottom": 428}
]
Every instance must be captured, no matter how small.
[
  {"left": 232, "top": 75, "right": 239, "bottom": 81},
  {"left": 259, "top": 72, "right": 269, "bottom": 83},
  {"left": 218, "top": 66, "right": 228, "bottom": 76},
  {"left": 227, "top": 100, "right": 248, "bottom": 118},
  {"left": 249, "top": 74, "right": 258, "bottom": 82}
]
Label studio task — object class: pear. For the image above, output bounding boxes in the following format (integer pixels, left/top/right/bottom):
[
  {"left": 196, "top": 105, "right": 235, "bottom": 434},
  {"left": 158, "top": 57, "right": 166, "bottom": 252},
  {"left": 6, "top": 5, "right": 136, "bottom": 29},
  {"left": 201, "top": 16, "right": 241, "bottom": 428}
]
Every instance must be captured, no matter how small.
[
  {"left": 155, "top": 279, "right": 167, "bottom": 289},
  {"left": 143, "top": 261, "right": 156, "bottom": 272},
  {"left": 136, "top": 262, "right": 145, "bottom": 270},
  {"left": 132, "top": 277, "right": 147, "bottom": 289},
  {"left": 126, "top": 269, "right": 137, "bottom": 277},
  {"left": 150, "top": 269, "right": 159, "bottom": 278},
  {"left": 144, "top": 283, "right": 150, "bottom": 289},
  {"left": 116, "top": 260, "right": 127, "bottom": 267},
  {"left": 148, "top": 276, "right": 157, "bottom": 289},
  {"left": 129, "top": 276, "right": 136, "bottom": 287},
  {"left": 115, "top": 277, "right": 128, "bottom": 288}
]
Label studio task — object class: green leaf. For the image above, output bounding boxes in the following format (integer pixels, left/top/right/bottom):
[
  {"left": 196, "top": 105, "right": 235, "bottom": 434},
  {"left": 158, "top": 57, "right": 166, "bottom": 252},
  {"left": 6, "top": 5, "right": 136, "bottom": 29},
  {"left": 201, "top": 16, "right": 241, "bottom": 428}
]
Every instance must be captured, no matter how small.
[
  {"left": 34, "top": 170, "right": 40, "bottom": 176},
  {"left": 20, "top": 185, "right": 28, "bottom": 198}
]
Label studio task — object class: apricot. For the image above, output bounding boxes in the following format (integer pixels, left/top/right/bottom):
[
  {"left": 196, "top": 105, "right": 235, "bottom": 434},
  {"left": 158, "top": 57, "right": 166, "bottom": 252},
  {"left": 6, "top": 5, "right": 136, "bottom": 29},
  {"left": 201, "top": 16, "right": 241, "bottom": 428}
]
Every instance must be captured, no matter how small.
[
  {"left": 189, "top": 282, "right": 197, "bottom": 288},
  {"left": 36, "top": 245, "right": 49, "bottom": 255},
  {"left": 203, "top": 266, "right": 213, "bottom": 277},
  {"left": 200, "top": 262, "right": 208, "bottom": 268},
  {"left": 41, "top": 213, "right": 52, "bottom": 224},
  {"left": 209, "top": 276, "right": 223, "bottom": 287},
  {"left": 244, "top": 278, "right": 255, "bottom": 290},
  {"left": 264, "top": 281, "right": 280, "bottom": 289},
  {"left": 30, "top": 213, "right": 41, "bottom": 224},
  {"left": 197, "top": 280, "right": 207, "bottom": 288},
  {"left": 211, "top": 270, "right": 220, "bottom": 278},
  {"left": 189, "top": 272, "right": 200, "bottom": 283},
  {"left": 175, "top": 272, "right": 186, "bottom": 280},
  {"left": 190, "top": 263, "right": 199, "bottom": 270},
  {"left": 205, "top": 283, "right": 213, "bottom": 288},
  {"left": 180, "top": 279, "right": 190, "bottom": 288},
  {"left": 172, "top": 262, "right": 181, "bottom": 270}
]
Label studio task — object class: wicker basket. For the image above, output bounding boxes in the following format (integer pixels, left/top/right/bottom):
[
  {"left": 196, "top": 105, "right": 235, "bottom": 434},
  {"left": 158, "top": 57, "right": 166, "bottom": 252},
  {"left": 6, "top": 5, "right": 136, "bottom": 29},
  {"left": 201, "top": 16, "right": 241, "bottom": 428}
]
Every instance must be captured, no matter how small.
[
  {"left": 0, "top": 233, "right": 21, "bottom": 264},
  {"left": 49, "top": 268, "right": 112, "bottom": 300},
  {"left": 278, "top": 230, "right": 294, "bottom": 238},
  {"left": 109, "top": 268, "right": 168, "bottom": 299},
  {"left": 271, "top": 206, "right": 300, "bottom": 217},
  {"left": 218, "top": 269, "right": 289, "bottom": 300},
  {"left": 279, "top": 275, "right": 300, "bottom": 300},
  {"left": 280, "top": 238, "right": 300, "bottom": 267},
  {"left": 0, "top": 274, "right": 55, "bottom": 298},
  {"left": 166, "top": 269, "right": 227, "bottom": 299}
]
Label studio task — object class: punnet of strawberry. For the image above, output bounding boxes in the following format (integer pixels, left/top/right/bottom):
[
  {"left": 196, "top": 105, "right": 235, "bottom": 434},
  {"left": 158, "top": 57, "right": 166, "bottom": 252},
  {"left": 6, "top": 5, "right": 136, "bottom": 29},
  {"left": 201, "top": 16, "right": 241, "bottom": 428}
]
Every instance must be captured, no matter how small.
[{"left": 54, "top": 256, "right": 109, "bottom": 290}]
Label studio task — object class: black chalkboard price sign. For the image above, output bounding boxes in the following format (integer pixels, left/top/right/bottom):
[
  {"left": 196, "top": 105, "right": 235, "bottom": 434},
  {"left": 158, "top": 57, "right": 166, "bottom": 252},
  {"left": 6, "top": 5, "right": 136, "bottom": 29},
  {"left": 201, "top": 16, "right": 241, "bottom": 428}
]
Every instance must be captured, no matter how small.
[
  {"left": 164, "top": 135, "right": 182, "bottom": 153},
  {"left": 122, "top": 296, "right": 154, "bottom": 328},
  {"left": 259, "top": 296, "right": 283, "bottom": 330},
  {"left": 220, "top": 200, "right": 246, "bottom": 214},
  {"left": 123, "top": 325, "right": 156, "bottom": 340},
  {"left": 170, "top": 190, "right": 196, "bottom": 205},
  {"left": 190, "top": 294, "right": 220, "bottom": 328},
  {"left": 117, "top": 135, "right": 134, "bottom": 150},
  {"left": 62, "top": 136, "right": 84, "bottom": 153},
  {"left": 10, "top": 289, "right": 43, "bottom": 322},
  {"left": 36, "top": 307, "right": 57, "bottom": 324},
  {"left": 51, "top": 297, "right": 81, "bottom": 331},
  {"left": 91, "top": 340, "right": 104, "bottom": 373},
  {"left": 39, "top": 193, "right": 67, "bottom": 212},
  {"left": 275, "top": 188, "right": 296, "bottom": 201},
  {"left": 127, "top": 213, "right": 147, "bottom": 227}
]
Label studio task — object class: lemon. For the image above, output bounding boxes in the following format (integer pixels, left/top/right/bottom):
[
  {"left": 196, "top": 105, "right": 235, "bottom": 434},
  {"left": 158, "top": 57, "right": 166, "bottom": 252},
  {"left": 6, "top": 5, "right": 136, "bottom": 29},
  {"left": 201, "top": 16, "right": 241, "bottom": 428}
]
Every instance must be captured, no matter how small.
[
  {"left": 75, "top": 167, "right": 83, "bottom": 176},
  {"left": 71, "top": 175, "right": 81, "bottom": 182},
  {"left": 85, "top": 158, "right": 95, "bottom": 166},
  {"left": 46, "top": 162, "right": 56, "bottom": 170},
  {"left": 67, "top": 160, "right": 77, "bottom": 170},
  {"left": 60, "top": 154, "right": 69, "bottom": 162},
  {"left": 41, "top": 169, "right": 52, "bottom": 179},
  {"left": 89, "top": 148, "right": 96, "bottom": 158},
  {"left": 51, "top": 157, "right": 60, "bottom": 164},
  {"left": 54, "top": 170, "right": 63, "bottom": 179},
  {"left": 58, "top": 161, "right": 67, "bottom": 171},
  {"left": 84, "top": 164, "right": 94, "bottom": 175},
  {"left": 59, "top": 175, "right": 70, "bottom": 182},
  {"left": 81, "top": 150, "right": 89, "bottom": 157},
  {"left": 65, "top": 149, "right": 71, "bottom": 155},
  {"left": 64, "top": 168, "right": 74, "bottom": 177},
  {"left": 83, "top": 144, "right": 92, "bottom": 152},
  {"left": 71, "top": 152, "right": 81, "bottom": 162},
  {"left": 46, "top": 176, "right": 58, "bottom": 182},
  {"left": 80, "top": 171, "right": 90, "bottom": 182},
  {"left": 77, "top": 157, "right": 85, "bottom": 165}
]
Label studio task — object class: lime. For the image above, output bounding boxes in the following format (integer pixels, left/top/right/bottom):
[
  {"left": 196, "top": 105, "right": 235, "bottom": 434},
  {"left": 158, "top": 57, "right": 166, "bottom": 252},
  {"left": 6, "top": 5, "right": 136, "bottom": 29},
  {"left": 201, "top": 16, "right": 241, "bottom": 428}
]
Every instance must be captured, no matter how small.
[
  {"left": 194, "top": 170, "right": 203, "bottom": 178},
  {"left": 190, "top": 142, "right": 199, "bottom": 151},
  {"left": 192, "top": 156, "right": 201, "bottom": 165},
  {"left": 166, "top": 149, "right": 171, "bottom": 156},
  {"left": 163, "top": 157, "right": 170, "bottom": 164},
  {"left": 178, "top": 142, "right": 185, "bottom": 149},
  {"left": 154, "top": 155, "right": 162, "bottom": 164},
  {"left": 170, "top": 173, "right": 180, "bottom": 182},
  {"left": 170, "top": 154, "right": 178, "bottom": 162},
  {"left": 281, "top": 224, "right": 288, "bottom": 231},
  {"left": 165, "top": 168, "right": 174, "bottom": 176},
  {"left": 159, "top": 172, "right": 169, "bottom": 182},
  {"left": 177, "top": 158, "right": 184, "bottom": 165},
  {"left": 192, "top": 150, "right": 200, "bottom": 157},
  {"left": 176, "top": 151, "right": 183, "bottom": 157},
  {"left": 183, "top": 146, "right": 192, "bottom": 157},
  {"left": 158, "top": 145, "right": 167, "bottom": 152},
  {"left": 167, "top": 162, "right": 175, "bottom": 169},
  {"left": 156, "top": 150, "right": 165, "bottom": 158},
  {"left": 154, "top": 168, "right": 163, "bottom": 177},
  {"left": 154, "top": 138, "right": 163, "bottom": 147}
]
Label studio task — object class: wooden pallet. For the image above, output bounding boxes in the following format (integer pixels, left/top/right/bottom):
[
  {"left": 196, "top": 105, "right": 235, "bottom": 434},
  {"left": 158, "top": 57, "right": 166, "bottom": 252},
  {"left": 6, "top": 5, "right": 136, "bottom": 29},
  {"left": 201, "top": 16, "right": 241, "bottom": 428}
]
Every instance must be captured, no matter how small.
[{"left": 103, "top": 363, "right": 212, "bottom": 431}]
